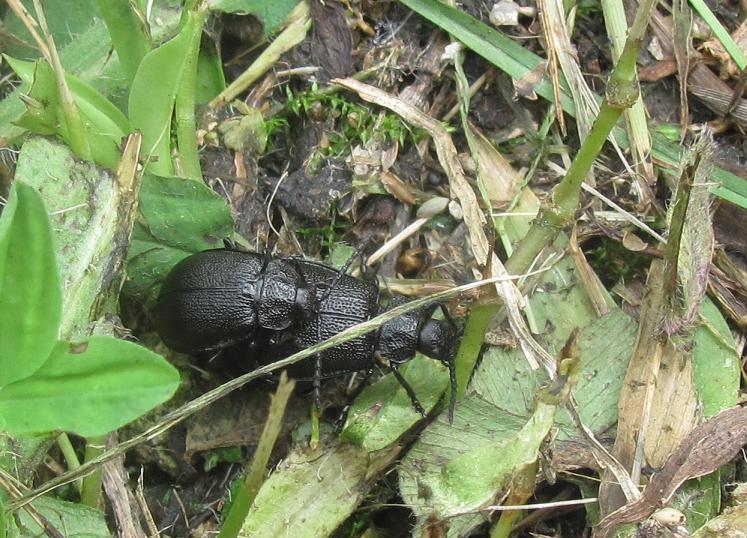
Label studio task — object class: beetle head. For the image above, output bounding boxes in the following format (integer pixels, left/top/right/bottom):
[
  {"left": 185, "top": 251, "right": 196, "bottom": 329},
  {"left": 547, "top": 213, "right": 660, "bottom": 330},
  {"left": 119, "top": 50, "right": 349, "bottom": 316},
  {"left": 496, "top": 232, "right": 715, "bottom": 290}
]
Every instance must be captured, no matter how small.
[
  {"left": 418, "top": 317, "right": 458, "bottom": 424},
  {"left": 418, "top": 318, "right": 456, "bottom": 362}
]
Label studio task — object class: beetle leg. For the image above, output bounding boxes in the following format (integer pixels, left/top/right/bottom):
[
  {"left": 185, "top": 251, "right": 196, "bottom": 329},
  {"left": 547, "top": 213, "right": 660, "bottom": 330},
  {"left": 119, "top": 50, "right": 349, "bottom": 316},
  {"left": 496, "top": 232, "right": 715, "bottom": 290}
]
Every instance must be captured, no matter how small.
[
  {"left": 317, "top": 238, "right": 373, "bottom": 302},
  {"left": 313, "top": 352, "right": 323, "bottom": 412},
  {"left": 390, "top": 364, "right": 426, "bottom": 417},
  {"left": 334, "top": 365, "right": 376, "bottom": 432},
  {"left": 222, "top": 238, "right": 239, "bottom": 250}
]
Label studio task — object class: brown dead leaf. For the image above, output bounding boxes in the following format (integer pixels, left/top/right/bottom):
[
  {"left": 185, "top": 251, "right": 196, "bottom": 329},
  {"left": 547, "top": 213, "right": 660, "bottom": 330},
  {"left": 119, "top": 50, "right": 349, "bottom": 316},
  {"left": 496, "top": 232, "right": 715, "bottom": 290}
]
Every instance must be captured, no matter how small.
[
  {"left": 594, "top": 406, "right": 747, "bottom": 538},
  {"left": 622, "top": 231, "right": 649, "bottom": 252},
  {"left": 379, "top": 171, "right": 417, "bottom": 205},
  {"left": 639, "top": 58, "right": 678, "bottom": 82},
  {"left": 513, "top": 61, "right": 547, "bottom": 100},
  {"left": 468, "top": 122, "right": 523, "bottom": 205}
]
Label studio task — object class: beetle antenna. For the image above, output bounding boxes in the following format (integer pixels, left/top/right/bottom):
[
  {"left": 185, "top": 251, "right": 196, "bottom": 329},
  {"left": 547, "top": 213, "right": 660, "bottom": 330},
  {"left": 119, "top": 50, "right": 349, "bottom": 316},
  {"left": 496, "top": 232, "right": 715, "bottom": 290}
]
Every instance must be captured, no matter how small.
[{"left": 447, "top": 357, "right": 456, "bottom": 425}]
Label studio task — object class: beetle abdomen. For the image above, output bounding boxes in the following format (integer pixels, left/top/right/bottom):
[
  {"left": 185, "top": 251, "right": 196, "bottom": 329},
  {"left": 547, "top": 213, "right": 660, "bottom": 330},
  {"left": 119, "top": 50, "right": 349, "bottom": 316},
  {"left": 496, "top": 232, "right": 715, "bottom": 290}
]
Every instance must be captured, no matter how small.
[{"left": 155, "top": 250, "right": 264, "bottom": 353}]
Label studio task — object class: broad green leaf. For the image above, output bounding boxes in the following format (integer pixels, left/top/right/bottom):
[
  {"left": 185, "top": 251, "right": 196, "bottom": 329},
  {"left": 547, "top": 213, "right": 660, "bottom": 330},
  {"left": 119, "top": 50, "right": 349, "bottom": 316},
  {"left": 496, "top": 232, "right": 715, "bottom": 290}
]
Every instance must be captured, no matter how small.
[
  {"left": 14, "top": 137, "right": 135, "bottom": 340},
  {"left": 8, "top": 58, "right": 129, "bottom": 169},
  {"left": 0, "top": 336, "right": 179, "bottom": 437},
  {"left": 0, "top": 6, "right": 182, "bottom": 143},
  {"left": 341, "top": 356, "right": 449, "bottom": 451},
  {"left": 209, "top": 0, "right": 300, "bottom": 35},
  {"left": 2, "top": 0, "right": 100, "bottom": 59},
  {"left": 693, "top": 298, "right": 740, "bottom": 416},
  {"left": 129, "top": 11, "right": 200, "bottom": 176},
  {"left": 196, "top": 42, "right": 226, "bottom": 104},
  {"left": 0, "top": 432, "right": 54, "bottom": 485},
  {"left": 0, "top": 182, "right": 61, "bottom": 387},
  {"left": 241, "top": 443, "right": 400, "bottom": 537},
  {"left": 15, "top": 496, "right": 109, "bottom": 537},
  {"left": 436, "top": 400, "right": 555, "bottom": 515},
  {"left": 124, "top": 173, "right": 234, "bottom": 303}
]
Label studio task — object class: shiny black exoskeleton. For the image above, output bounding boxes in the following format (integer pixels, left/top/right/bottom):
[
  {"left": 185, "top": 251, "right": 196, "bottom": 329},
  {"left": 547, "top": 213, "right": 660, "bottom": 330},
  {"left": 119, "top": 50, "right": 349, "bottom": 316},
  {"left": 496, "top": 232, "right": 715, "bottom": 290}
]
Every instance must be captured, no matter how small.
[
  {"left": 154, "top": 248, "right": 458, "bottom": 420},
  {"left": 154, "top": 249, "right": 316, "bottom": 353}
]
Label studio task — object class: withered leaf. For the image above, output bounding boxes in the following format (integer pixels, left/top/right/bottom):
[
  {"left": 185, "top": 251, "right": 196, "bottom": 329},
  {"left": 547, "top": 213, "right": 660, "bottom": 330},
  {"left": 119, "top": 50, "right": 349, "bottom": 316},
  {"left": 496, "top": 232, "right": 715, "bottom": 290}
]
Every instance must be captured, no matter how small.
[{"left": 594, "top": 406, "right": 747, "bottom": 538}]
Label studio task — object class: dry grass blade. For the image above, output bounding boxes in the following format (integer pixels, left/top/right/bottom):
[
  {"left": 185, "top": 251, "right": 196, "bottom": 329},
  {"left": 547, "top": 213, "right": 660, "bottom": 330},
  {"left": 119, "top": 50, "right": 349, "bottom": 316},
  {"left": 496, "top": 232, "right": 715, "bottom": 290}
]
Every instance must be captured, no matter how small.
[
  {"left": 332, "top": 77, "right": 490, "bottom": 266},
  {"left": 594, "top": 406, "right": 747, "bottom": 538},
  {"left": 537, "top": 0, "right": 594, "bottom": 137},
  {"left": 490, "top": 253, "right": 556, "bottom": 375}
]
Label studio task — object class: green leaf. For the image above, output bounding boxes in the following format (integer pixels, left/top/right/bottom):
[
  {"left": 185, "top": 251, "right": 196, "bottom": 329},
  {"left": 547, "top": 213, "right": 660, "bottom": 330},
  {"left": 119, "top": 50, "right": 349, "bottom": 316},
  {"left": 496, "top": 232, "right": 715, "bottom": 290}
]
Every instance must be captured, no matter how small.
[
  {"left": 129, "top": 11, "right": 200, "bottom": 176},
  {"left": 0, "top": 182, "right": 61, "bottom": 387},
  {"left": 124, "top": 173, "right": 234, "bottom": 303},
  {"left": 400, "top": 309, "right": 637, "bottom": 535},
  {"left": 241, "top": 443, "right": 397, "bottom": 537},
  {"left": 341, "top": 356, "right": 449, "bottom": 451},
  {"left": 7, "top": 57, "right": 129, "bottom": 170},
  {"left": 196, "top": 42, "right": 226, "bottom": 104},
  {"left": 15, "top": 496, "right": 109, "bottom": 537},
  {"left": 436, "top": 400, "right": 555, "bottom": 515},
  {"left": 0, "top": 336, "right": 180, "bottom": 437},
  {"left": 209, "top": 0, "right": 300, "bottom": 36},
  {"left": 693, "top": 298, "right": 740, "bottom": 416},
  {"left": 2, "top": 0, "right": 100, "bottom": 59},
  {"left": 14, "top": 137, "right": 134, "bottom": 340}
]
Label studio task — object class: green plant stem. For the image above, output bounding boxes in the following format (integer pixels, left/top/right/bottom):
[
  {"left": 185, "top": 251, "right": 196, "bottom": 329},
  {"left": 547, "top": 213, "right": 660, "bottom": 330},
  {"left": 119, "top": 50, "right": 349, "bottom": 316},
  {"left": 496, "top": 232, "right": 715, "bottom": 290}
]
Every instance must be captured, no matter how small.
[
  {"left": 174, "top": 7, "right": 206, "bottom": 180},
  {"left": 31, "top": 0, "right": 92, "bottom": 162},
  {"left": 80, "top": 437, "right": 105, "bottom": 508},
  {"left": 95, "top": 0, "right": 151, "bottom": 84},
  {"left": 56, "top": 433, "right": 83, "bottom": 494},
  {"left": 490, "top": 460, "right": 538, "bottom": 538},
  {"left": 218, "top": 373, "right": 295, "bottom": 538}
]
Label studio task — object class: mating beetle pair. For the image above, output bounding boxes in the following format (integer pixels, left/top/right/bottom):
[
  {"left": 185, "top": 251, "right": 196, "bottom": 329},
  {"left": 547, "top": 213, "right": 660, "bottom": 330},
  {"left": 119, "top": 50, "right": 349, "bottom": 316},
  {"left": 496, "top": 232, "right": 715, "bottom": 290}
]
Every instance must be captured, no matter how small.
[{"left": 154, "top": 247, "right": 459, "bottom": 421}]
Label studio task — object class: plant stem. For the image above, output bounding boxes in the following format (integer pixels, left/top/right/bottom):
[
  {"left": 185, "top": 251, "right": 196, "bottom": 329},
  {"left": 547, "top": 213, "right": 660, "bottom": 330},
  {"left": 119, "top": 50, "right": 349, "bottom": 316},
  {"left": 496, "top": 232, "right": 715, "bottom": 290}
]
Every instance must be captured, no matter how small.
[
  {"left": 174, "top": 7, "right": 207, "bottom": 180},
  {"left": 80, "top": 437, "right": 105, "bottom": 508},
  {"left": 56, "top": 433, "right": 83, "bottom": 494},
  {"left": 30, "top": 0, "right": 92, "bottom": 162},
  {"left": 218, "top": 373, "right": 295, "bottom": 538},
  {"left": 95, "top": 0, "right": 151, "bottom": 85}
]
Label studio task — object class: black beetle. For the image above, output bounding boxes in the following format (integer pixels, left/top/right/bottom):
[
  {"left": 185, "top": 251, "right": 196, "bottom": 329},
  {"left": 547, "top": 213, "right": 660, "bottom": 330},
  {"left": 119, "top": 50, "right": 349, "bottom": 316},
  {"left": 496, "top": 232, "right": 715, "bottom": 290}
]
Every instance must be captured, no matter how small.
[
  {"left": 154, "top": 249, "right": 459, "bottom": 421},
  {"left": 154, "top": 249, "right": 316, "bottom": 353}
]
